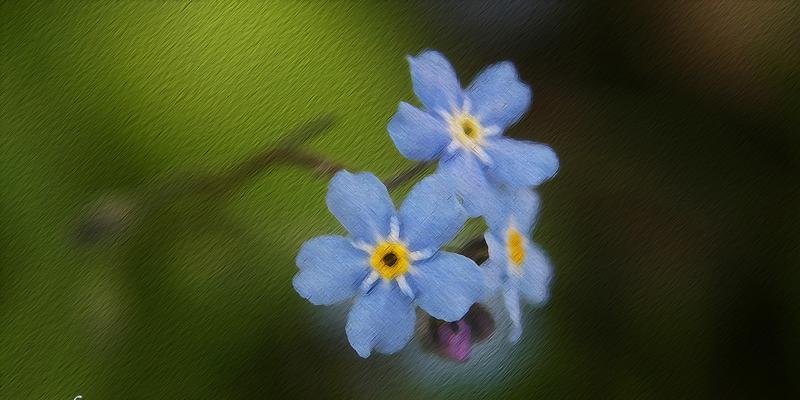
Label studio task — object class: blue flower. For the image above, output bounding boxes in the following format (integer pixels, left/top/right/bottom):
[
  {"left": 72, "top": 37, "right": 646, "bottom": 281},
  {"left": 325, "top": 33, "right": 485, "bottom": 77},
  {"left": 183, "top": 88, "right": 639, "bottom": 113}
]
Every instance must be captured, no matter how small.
[
  {"left": 293, "top": 170, "right": 485, "bottom": 357},
  {"left": 387, "top": 50, "right": 559, "bottom": 216},
  {"left": 482, "top": 186, "right": 553, "bottom": 342}
]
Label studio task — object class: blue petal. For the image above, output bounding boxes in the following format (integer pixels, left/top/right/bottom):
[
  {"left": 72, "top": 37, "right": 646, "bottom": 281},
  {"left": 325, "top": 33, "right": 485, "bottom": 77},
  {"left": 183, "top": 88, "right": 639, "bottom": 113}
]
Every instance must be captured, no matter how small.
[
  {"left": 388, "top": 102, "right": 450, "bottom": 161},
  {"left": 293, "top": 236, "right": 369, "bottom": 305},
  {"left": 467, "top": 61, "right": 532, "bottom": 130},
  {"left": 503, "top": 286, "right": 523, "bottom": 343},
  {"left": 326, "top": 170, "right": 396, "bottom": 244},
  {"left": 407, "top": 50, "right": 463, "bottom": 113},
  {"left": 479, "top": 257, "right": 504, "bottom": 302},
  {"left": 481, "top": 231, "right": 508, "bottom": 302},
  {"left": 436, "top": 151, "right": 499, "bottom": 217},
  {"left": 399, "top": 174, "right": 467, "bottom": 252},
  {"left": 410, "top": 251, "right": 485, "bottom": 322},
  {"left": 484, "top": 231, "right": 507, "bottom": 262},
  {"left": 484, "top": 186, "right": 541, "bottom": 234},
  {"left": 485, "top": 137, "right": 559, "bottom": 187},
  {"left": 345, "top": 282, "right": 415, "bottom": 357},
  {"left": 518, "top": 242, "right": 553, "bottom": 305}
]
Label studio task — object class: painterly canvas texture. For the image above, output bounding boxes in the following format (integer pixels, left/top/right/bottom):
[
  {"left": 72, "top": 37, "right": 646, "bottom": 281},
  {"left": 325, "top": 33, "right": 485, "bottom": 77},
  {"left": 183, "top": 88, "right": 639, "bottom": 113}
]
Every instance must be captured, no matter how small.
[{"left": 2, "top": 2, "right": 799, "bottom": 399}]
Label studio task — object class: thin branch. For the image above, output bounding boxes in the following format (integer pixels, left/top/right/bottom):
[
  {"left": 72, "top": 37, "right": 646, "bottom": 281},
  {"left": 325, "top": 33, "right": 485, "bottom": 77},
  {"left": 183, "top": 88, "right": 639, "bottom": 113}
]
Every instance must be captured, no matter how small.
[
  {"left": 74, "top": 116, "right": 341, "bottom": 244},
  {"left": 384, "top": 160, "right": 435, "bottom": 190},
  {"left": 222, "top": 115, "right": 337, "bottom": 187}
]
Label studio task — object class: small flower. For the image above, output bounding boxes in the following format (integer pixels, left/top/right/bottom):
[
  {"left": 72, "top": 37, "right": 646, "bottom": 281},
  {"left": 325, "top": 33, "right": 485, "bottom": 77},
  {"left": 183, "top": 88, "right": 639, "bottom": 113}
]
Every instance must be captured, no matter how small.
[
  {"left": 436, "top": 320, "right": 472, "bottom": 362},
  {"left": 421, "top": 304, "right": 496, "bottom": 363},
  {"left": 482, "top": 187, "right": 553, "bottom": 342},
  {"left": 293, "top": 170, "right": 485, "bottom": 357},
  {"left": 387, "top": 50, "right": 559, "bottom": 216}
]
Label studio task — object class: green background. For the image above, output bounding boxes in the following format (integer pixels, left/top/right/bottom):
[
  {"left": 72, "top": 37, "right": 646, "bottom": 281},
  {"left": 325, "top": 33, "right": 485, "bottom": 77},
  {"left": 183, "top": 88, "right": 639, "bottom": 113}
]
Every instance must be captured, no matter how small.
[{"left": 2, "top": 2, "right": 798, "bottom": 398}]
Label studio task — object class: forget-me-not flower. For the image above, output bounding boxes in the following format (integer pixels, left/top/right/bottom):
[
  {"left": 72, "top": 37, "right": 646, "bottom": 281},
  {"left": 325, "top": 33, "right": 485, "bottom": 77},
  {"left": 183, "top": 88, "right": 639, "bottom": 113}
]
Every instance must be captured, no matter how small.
[
  {"left": 293, "top": 170, "right": 485, "bottom": 357},
  {"left": 387, "top": 50, "right": 559, "bottom": 216},
  {"left": 482, "top": 186, "right": 553, "bottom": 342}
]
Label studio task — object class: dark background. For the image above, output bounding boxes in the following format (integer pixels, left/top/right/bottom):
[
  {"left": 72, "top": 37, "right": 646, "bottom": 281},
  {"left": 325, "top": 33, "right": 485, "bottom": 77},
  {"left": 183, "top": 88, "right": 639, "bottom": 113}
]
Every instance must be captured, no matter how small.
[{"left": 3, "top": 2, "right": 798, "bottom": 398}]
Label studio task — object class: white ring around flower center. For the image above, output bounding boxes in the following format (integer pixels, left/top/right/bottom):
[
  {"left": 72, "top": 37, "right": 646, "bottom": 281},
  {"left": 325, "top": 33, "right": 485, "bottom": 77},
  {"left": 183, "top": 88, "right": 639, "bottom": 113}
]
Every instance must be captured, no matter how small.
[
  {"left": 438, "top": 104, "right": 498, "bottom": 165},
  {"left": 353, "top": 222, "right": 434, "bottom": 298}
]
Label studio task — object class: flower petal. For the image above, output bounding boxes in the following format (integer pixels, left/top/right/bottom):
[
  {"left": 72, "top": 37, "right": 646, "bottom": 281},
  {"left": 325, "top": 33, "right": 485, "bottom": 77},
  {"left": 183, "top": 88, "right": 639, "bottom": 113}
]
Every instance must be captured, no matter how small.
[
  {"left": 484, "top": 186, "right": 541, "bottom": 234},
  {"left": 388, "top": 102, "right": 450, "bottom": 161},
  {"left": 484, "top": 231, "right": 507, "bottom": 262},
  {"left": 407, "top": 50, "right": 463, "bottom": 113},
  {"left": 485, "top": 137, "right": 559, "bottom": 187},
  {"left": 410, "top": 251, "right": 485, "bottom": 322},
  {"left": 326, "top": 170, "right": 396, "bottom": 244},
  {"left": 518, "top": 242, "right": 553, "bottom": 305},
  {"left": 503, "top": 286, "right": 523, "bottom": 343},
  {"left": 436, "top": 320, "right": 472, "bottom": 362},
  {"left": 293, "top": 236, "right": 369, "bottom": 305},
  {"left": 467, "top": 61, "right": 532, "bottom": 130},
  {"left": 399, "top": 174, "right": 467, "bottom": 252},
  {"left": 479, "top": 257, "right": 504, "bottom": 302},
  {"left": 481, "top": 232, "right": 510, "bottom": 302},
  {"left": 436, "top": 152, "right": 499, "bottom": 217},
  {"left": 345, "top": 282, "right": 415, "bottom": 357}
]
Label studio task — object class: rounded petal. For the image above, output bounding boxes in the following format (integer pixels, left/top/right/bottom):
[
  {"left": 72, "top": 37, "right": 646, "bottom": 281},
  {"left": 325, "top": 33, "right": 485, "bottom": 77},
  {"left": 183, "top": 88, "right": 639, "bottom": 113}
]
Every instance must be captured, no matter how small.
[
  {"left": 467, "top": 61, "right": 532, "bottom": 130},
  {"left": 407, "top": 50, "right": 463, "bottom": 113},
  {"left": 479, "top": 257, "right": 504, "bottom": 302},
  {"left": 410, "top": 251, "right": 485, "bottom": 322},
  {"left": 293, "top": 236, "right": 369, "bottom": 305},
  {"left": 345, "top": 282, "right": 415, "bottom": 357},
  {"left": 481, "top": 231, "right": 512, "bottom": 303},
  {"left": 484, "top": 186, "right": 541, "bottom": 234},
  {"left": 436, "top": 152, "right": 499, "bottom": 217},
  {"left": 388, "top": 102, "right": 450, "bottom": 161},
  {"left": 518, "top": 242, "right": 553, "bottom": 305},
  {"left": 503, "top": 286, "right": 523, "bottom": 343},
  {"left": 508, "top": 187, "right": 541, "bottom": 233},
  {"left": 399, "top": 174, "right": 467, "bottom": 252},
  {"left": 326, "top": 170, "right": 396, "bottom": 244},
  {"left": 484, "top": 231, "right": 507, "bottom": 262},
  {"left": 485, "top": 137, "right": 559, "bottom": 187}
]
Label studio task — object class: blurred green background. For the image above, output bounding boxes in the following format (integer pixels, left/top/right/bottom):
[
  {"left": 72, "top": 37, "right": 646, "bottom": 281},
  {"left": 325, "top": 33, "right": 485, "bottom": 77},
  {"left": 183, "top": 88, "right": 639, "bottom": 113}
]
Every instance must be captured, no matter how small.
[{"left": 2, "top": 2, "right": 799, "bottom": 398}]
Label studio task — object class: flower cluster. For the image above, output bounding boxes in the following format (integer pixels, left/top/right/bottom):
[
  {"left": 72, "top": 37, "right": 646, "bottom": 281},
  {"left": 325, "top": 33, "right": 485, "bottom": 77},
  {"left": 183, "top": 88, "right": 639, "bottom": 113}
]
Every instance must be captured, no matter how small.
[{"left": 293, "top": 50, "right": 558, "bottom": 358}]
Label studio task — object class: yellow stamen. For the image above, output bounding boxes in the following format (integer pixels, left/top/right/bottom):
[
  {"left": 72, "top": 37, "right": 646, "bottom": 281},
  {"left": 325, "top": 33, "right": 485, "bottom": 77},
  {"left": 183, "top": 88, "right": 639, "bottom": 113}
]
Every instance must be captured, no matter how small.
[
  {"left": 507, "top": 228, "right": 525, "bottom": 269},
  {"left": 370, "top": 242, "right": 410, "bottom": 279},
  {"left": 461, "top": 117, "right": 480, "bottom": 139},
  {"left": 451, "top": 114, "right": 483, "bottom": 144}
]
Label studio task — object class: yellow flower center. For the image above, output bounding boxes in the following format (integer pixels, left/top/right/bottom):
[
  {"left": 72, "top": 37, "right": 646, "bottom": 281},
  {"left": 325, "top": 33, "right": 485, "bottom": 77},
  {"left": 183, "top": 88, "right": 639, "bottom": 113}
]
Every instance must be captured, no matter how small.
[
  {"left": 461, "top": 117, "right": 480, "bottom": 139},
  {"left": 507, "top": 228, "right": 525, "bottom": 269},
  {"left": 451, "top": 114, "right": 483, "bottom": 144},
  {"left": 369, "top": 242, "right": 410, "bottom": 279}
]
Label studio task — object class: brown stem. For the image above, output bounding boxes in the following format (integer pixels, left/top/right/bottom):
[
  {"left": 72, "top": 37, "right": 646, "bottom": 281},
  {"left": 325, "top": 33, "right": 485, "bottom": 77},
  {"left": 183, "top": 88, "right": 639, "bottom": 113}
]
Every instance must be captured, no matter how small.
[
  {"left": 74, "top": 116, "right": 341, "bottom": 244},
  {"left": 384, "top": 160, "right": 435, "bottom": 190},
  {"left": 218, "top": 116, "right": 337, "bottom": 189},
  {"left": 198, "top": 145, "right": 344, "bottom": 198}
]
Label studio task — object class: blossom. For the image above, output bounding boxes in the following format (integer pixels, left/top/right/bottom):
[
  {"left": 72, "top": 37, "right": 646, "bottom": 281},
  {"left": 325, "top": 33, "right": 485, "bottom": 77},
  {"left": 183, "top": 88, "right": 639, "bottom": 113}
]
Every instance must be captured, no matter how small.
[
  {"left": 421, "top": 304, "right": 496, "bottom": 363},
  {"left": 387, "top": 50, "right": 559, "bottom": 216},
  {"left": 482, "top": 186, "right": 553, "bottom": 342},
  {"left": 293, "top": 170, "right": 485, "bottom": 357}
]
